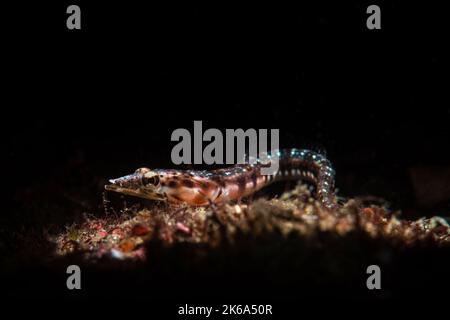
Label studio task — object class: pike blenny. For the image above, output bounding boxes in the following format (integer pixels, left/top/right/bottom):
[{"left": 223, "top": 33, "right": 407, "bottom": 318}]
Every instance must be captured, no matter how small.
[{"left": 105, "top": 149, "right": 337, "bottom": 209}]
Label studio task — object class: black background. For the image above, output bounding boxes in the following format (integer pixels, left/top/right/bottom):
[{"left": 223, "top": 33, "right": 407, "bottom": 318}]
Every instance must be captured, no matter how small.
[
  {"left": 5, "top": 1, "right": 449, "bottom": 212},
  {"left": 2, "top": 0, "right": 449, "bottom": 311}
]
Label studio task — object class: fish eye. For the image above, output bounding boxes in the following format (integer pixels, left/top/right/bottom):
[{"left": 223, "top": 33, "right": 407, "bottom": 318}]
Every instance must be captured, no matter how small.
[{"left": 142, "top": 175, "right": 160, "bottom": 186}]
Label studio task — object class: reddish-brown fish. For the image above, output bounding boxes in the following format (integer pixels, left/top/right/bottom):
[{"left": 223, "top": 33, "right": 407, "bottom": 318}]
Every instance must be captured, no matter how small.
[{"left": 105, "top": 149, "right": 337, "bottom": 209}]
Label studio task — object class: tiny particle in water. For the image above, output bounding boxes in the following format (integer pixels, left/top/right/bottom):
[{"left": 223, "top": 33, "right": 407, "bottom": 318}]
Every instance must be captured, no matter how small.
[
  {"left": 111, "top": 248, "right": 125, "bottom": 260},
  {"left": 176, "top": 222, "right": 191, "bottom": 234}
]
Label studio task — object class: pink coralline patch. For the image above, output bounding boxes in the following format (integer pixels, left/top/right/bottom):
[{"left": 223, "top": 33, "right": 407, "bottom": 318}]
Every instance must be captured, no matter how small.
[
  {"left": 111, "top": 228, "right": 125, "bottom": 238},
  {"left": 130, "top": 247, "right": 146, "bottom": 260},
  {"left": 96, "top": 230, "right": 108, "bottom": 239},
  {"left": 88, "top": 221, "right": 104, "bottom": 231}
]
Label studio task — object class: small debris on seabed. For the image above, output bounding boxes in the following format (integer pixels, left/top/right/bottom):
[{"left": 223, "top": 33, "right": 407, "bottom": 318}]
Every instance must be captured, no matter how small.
[{"left": 52, "top": 184, "right": 450, "bottom": 261}]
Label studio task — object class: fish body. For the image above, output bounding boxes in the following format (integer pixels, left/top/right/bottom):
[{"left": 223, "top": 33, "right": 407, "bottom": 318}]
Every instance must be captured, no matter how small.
[{"left": 105, "top": 149, "right": 337, "bottom": 209}]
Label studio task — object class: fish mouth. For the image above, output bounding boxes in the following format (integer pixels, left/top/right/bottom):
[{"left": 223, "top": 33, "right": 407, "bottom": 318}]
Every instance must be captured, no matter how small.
[{"left": 105, "top": 181, "right": 166, "bottom": 201}]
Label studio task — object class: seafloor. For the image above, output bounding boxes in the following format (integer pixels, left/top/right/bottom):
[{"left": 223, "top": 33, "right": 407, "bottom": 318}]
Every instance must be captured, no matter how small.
[{"left": 3, "top": 183, "right": 448, "bottom": 300}]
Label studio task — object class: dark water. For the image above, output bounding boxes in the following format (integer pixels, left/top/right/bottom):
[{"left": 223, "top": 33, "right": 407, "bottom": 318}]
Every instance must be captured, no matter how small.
[{"left": 2, "top": 0, "right": 449, "bottom": 310}]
